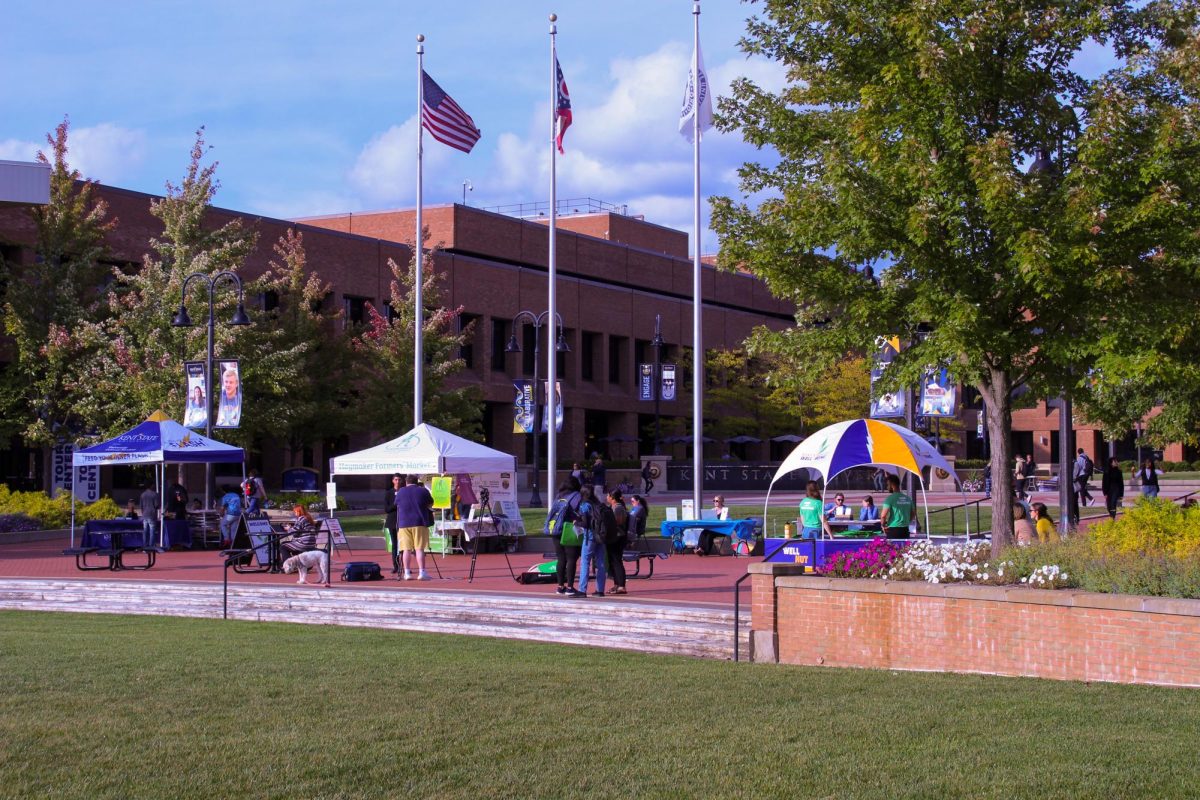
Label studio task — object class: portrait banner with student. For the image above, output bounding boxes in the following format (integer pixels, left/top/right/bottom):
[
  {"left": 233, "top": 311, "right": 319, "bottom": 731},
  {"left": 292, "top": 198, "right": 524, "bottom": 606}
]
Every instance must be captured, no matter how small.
[
  {"left": 869, "top": 337, "right": 904, "bottom": 418},
  {"left": 919, "top": 367, "right": 957, "bottom": 417},
  {"left": 214, "top": 359, "right": 242, "bottom": 429},
  {"left": 541, "top": 380, "right": 563, "bottom": 433},
  {"left": 183, "top": 361, "right": 208, "bottom": 429}
]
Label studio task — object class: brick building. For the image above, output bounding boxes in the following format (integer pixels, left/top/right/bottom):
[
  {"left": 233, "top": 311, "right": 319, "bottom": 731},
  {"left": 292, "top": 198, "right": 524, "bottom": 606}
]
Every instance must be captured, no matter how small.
[{"left": 0, "top": 184, "right": 795, "bottom": 491}]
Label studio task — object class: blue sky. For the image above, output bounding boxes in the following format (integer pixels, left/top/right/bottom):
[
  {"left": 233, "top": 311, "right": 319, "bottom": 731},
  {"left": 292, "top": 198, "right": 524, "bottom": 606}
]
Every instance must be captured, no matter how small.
[{"left": 1, "top": 1, "right": 788, "bottom": 254}]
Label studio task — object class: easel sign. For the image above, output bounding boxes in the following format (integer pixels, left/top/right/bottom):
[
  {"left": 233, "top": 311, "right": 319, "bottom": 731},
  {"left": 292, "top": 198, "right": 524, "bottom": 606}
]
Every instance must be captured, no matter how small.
[
  {"left": 245, "top": 517, "right": 275, "bottom": 567},
  {"left": 322, "top": 518, "right": 348, "bottom": 546},
  {"left": 497, "top": 500, "right": 526, "bottom": 535}
]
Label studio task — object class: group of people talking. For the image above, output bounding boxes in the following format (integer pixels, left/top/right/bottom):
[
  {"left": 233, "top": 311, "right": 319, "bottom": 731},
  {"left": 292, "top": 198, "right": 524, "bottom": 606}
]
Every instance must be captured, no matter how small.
[
  {"left": 796, "top": 474, "right": 916, "bottom": 539},
  {"left": 546, "top": 476, "right": 649, "bottom": 597}
]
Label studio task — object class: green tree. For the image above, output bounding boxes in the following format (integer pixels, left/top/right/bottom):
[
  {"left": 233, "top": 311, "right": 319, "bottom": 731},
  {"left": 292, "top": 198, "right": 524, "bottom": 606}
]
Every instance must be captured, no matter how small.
[
  {"left": 48, "top": 128, "right": 258, "bottom": 440},
  {"left": 712, "top": 0, "right": 1199, "bottom": 552},
  {"left": 1, "top": 118, "right": 115, "bottom": 445},
  {"left": 352, "top": 247, "right": 481, "bottom": 441}
]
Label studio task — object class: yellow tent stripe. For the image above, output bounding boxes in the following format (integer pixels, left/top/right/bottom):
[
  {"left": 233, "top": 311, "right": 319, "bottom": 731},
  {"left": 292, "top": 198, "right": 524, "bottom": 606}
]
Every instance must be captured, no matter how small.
[{"left": 866, "top": 419, "right": 919, "bottom": 474}]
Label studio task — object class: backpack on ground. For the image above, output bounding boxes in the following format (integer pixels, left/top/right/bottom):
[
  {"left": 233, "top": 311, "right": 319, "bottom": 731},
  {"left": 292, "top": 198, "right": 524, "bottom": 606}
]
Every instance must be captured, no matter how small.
[
  {"left": 340, "top": 562, "right": 383, "bottom": 582},
  {"left": 542, "top": 493, "right": 579, "bottom": 537},
  {"left": 588, "top": 502, "right": 621, "bottom": 546}
]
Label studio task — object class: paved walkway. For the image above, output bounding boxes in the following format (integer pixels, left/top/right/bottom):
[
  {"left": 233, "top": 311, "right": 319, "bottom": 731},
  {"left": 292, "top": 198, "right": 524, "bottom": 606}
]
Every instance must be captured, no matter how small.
[{"left": 1, "top": 538, "right": 752, "bottom": 608}]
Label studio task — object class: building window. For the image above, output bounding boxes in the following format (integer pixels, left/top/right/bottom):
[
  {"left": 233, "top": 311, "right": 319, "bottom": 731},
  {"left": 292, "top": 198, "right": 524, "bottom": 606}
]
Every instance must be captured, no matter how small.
[
  {"left": 608, "top": 335, "right": 627, "bottom": 386},
  {"left": 581, "top": 331, "right": 598, "bottom": 382},
  {"left": 491, "top": 319, "right": 509, "bottom": 373},
  {"left": 343, "top": 295, "right": 372, "bottom": 328},
  {"left": 459, "top": 313, "right": 479, "bottom": 369},
  {"left": 259, "top": 290, "right": 280, "bottom": 312}
]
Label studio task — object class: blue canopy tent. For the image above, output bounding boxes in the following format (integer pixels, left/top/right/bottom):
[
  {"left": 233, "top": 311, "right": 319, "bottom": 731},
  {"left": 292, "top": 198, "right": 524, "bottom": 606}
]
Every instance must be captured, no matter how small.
[{"left": 69, "top": 412, "right": 246, "bottom": 547}]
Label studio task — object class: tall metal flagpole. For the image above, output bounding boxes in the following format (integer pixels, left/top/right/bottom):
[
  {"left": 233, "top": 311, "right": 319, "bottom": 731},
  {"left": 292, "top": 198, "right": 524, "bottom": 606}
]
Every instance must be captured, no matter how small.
[
  {"left": 547, "top": 13, "right": 559, "bottom": 510},
  {"left": 691, "top": 2, "right": 704, "bottom": 517},
  {"left": 414, "top": 34, "right": 426, "bottom": 427}
]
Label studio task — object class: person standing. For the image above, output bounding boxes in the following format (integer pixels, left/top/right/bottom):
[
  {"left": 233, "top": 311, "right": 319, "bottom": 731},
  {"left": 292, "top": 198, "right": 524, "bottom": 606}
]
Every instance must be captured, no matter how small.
[
  {"left": 641, "top": 461, "right": 654, "bottom": 495},
  {"left": 605, "top": 490, "right": 629, "bottom": 595},
  {"left": 1024, "top": 454, "right": 1036, "bottom": 497},
  {"left": 880, "top": 474, "right": 915, "bottom": 540},
  {"left": 547, "top": 477, "right": 583, "bottom": 596},
  {"left": 798, "top": 482, "right": 831, "bottom": 539},
  {"left": 1101, "top": 457, "right": 1125, "bottom": 519},
  {"left": 166, "top": 481, "right": 189, "bottom": 520},
  {"left": 395, "top": 475, "right": 434, "bottom": 581},
  {"left": 591, "top": 455, "right": 607, "bottom": 498},
  {"left": 383, "top": 474, "right": 403, "bottom": 574},
  {"left": 1136, "top": 458, "right": 1160, "bottom": 498},
  {"left": 1014, "top": 454, "right": 1028, "bottom": 500},
  {"left": 576, "top": 487, "right": 607, "bottom": 597},
  {"left": 871, "top": 468, "right": 885, "bottom": 492},
  {"left": 1074, "top": 449, "right": 1094, "bottom": 507},
  {"left": 139, "top": 483, "right": 160, "bottom": 548},
  {"left": 218, "top": 485, "right": 244, "bottom": 548}
]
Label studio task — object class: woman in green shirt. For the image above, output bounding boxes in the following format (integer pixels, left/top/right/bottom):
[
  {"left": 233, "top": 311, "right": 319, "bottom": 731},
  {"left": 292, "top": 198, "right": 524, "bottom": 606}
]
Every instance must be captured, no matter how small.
[{"left": 798, "top": 482, "right": 832, "bottom": 539}]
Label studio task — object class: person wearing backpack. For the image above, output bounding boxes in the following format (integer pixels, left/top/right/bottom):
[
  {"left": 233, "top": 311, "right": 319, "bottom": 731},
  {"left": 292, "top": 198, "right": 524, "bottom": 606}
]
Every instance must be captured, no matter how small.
[
  {"left": 544, "top": 477, "right": 583, "bottom": 596},
  {"left": 1074, "top": 449, "right": 1094, "bottom": 507},
  {"left": 576, "top": 487, "right": 609, "bottom": 597},
  {"left": 605, "top": 490, "right": 630, "bottom": 595}
]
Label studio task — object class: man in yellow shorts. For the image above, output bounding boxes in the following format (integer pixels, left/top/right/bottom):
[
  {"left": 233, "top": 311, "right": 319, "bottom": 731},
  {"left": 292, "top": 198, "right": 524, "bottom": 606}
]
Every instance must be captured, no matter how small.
[{"left": 395, "top": 475, "right": 434, "bottom": 580}]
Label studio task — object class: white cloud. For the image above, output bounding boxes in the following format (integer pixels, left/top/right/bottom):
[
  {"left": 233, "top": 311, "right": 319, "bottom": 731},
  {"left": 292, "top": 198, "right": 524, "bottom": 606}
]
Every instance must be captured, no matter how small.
[
  {"left": 348, "top": 116, "right": 475, "bottom": 207},
  {"left": 0, "top": 138, "right": 41, "bottom": 162},
  {"left": 69, "top": 124, "right": 147, "bottom": 183}
]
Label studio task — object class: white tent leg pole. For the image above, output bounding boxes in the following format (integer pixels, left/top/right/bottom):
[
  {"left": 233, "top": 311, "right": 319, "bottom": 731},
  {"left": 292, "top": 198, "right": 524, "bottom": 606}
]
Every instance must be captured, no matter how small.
[
  {"left": 920, "top": 477, "right": 930, "bottom": 539},
  {"left": 160, "top": 464, "right": 166, "bottom": 548},
  {"left": 69, "top": 469, "right": 76, "bottom": 549},
  {"left": 762, "top": 485, "right": 774, "bottom": 538},
  {"left": 962, "top": 487, "right": 971, "bottom": 540}
]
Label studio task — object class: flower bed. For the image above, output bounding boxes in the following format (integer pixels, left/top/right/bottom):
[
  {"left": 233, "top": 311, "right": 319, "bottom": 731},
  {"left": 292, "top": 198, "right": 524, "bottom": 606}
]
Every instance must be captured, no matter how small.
[{"left": 816, "top": 498, "right": 1200, "bottom": 598}]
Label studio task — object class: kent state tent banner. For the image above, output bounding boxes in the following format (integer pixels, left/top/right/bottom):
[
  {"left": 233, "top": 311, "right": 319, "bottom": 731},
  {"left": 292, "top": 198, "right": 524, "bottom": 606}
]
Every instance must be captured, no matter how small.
[{"left": 72, "top": 417, "right": 246, "bottom": 466}]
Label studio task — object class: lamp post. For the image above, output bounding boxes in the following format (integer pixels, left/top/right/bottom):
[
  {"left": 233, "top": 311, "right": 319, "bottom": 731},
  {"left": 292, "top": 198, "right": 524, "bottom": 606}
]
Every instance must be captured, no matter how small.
[
  {"left": 652, "top": 314, "right": 665, "bottom": 455},
  {"left": 506, "top": 310, "right": 569, "bottom": 507},
  {"left": 462, "top": 180, "right": 472, "bottom": 206},
  {"left": 1027, "top": 146, "right": 1075, "bottom": 534},
  {"left": 171, "top": 271, "right": 252, "bottom": 509}
]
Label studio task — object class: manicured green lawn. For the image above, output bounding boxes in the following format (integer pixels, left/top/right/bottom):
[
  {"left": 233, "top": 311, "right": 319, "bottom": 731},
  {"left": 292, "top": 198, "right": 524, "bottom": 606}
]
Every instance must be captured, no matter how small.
[{"left": 2, "top": 611, "right": 1198, "bottom": 799}]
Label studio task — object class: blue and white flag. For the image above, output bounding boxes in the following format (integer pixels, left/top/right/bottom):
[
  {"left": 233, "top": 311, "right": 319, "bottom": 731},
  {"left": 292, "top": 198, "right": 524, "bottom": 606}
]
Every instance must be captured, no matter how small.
[{"left": 679, "top": 41, "right": 713, "bottom": 142}]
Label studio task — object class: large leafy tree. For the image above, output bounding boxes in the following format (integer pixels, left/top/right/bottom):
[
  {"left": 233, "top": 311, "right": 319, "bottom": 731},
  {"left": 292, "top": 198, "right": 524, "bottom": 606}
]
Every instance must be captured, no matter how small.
[
  {"left": 352, "top": 247, "right": 481, "bottom": 442},
  {"left": 1, "top": 118, "right": 115, "bottom": 445},
  {"left": 712, "top": 0, "right": 1199, "bottom": 552}
]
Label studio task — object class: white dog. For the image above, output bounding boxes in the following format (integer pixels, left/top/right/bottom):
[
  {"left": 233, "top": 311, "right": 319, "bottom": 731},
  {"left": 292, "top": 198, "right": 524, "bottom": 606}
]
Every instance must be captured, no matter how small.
[{"left": 282, "top": 550, "right": 330, "bottom": 586}]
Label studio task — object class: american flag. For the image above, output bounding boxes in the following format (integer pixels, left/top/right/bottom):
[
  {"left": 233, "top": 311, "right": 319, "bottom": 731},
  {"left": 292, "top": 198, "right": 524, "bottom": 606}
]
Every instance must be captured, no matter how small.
[
  {"left": 555, "top": 56, "right": 572, "bottom": 154},
  {"left": 421, "top": 71, "right": 481, "bottom": 153}
]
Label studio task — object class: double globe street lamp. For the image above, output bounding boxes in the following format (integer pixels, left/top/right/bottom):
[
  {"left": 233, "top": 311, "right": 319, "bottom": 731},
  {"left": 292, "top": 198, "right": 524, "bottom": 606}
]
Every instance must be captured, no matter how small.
[
  {"left": 171, "top": 271, "right": 252, "bottom": 509},
  {"left": 506, "top": 310, "right": 569, "bottom": 507}
]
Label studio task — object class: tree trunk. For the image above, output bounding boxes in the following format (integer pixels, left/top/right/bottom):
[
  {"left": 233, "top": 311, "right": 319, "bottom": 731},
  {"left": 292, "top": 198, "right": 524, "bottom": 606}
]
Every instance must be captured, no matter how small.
[{"left": 980, "top": 369, "right": 1014, "bottom": 558}]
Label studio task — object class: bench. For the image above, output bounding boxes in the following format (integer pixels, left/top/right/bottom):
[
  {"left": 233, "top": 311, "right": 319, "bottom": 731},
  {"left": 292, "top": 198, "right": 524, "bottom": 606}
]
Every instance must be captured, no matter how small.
[
  {"left": 622, "top": 550, "right": 668, "bottom": 579},
  {"left": 62, "top": 546, "right": 110, "bottom": 571},
  {"left": 118, "top": 546, "right": 164, "bottom": 570}
]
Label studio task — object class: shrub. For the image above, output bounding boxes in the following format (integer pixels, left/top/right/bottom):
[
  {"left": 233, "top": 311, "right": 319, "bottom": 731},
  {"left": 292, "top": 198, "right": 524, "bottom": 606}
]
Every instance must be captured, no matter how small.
[
  {"left": 0, "top": 487, "right": 126, "bottom": 530},
  {"left": 819, "top": 538, "right": 906, "bottom": 578},
  {"left": 76, "top": 497, "right": 124, "bottom": 523},
  {"left": 1087, "top": 497, "right": 1200, "bottom": 559},
  {"left": 0, "top": 513, "right": 42, "bottom": 533}
]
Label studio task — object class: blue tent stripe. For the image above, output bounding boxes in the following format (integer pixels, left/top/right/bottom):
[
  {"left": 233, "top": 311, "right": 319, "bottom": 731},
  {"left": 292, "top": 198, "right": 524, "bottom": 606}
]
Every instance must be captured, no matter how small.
[{"left": 827, "top": 419, "right": 871, "bottom": 476}]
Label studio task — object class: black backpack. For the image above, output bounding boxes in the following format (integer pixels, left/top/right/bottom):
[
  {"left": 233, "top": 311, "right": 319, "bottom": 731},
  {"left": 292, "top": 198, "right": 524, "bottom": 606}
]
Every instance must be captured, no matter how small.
[
  {"left": 588, "top": 502, "right": 621, "bottom": 546},
  {"left": 542, "top": 493, "right": 579, "bottom": 537},
  {"left": 1083, "top": 454, "right": 1095, "bottom": 481}
]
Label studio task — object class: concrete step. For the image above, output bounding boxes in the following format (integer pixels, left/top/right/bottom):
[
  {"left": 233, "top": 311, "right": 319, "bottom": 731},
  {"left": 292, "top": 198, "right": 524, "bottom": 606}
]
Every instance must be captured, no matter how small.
[{"left": 0, "top": 579, "right": 749, "bottom": 660}]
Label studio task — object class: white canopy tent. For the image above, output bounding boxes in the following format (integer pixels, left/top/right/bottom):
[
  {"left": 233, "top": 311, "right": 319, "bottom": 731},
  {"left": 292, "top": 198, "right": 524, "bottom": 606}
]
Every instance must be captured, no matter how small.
[
  {"left": 329, "top": 423, "right": 516, "bottom": 477},
  {"left": 765, "top": 418, "right": 964, "bottom": 537}
]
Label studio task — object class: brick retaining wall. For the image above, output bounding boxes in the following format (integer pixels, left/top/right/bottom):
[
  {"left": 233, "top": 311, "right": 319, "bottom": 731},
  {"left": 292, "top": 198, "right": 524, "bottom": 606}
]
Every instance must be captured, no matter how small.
[{"left": 748, "top": 563, "right": 1200, "bottom": 687}]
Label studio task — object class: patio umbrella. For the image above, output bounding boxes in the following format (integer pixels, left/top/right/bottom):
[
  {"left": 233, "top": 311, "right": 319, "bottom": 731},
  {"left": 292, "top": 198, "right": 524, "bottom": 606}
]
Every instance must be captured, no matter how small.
[
  {"left": 770, "top": 434, "right": 805, "bottom": 443},
  {"left": 725, "top": 435, "right": 763, "bottom": 444},
  {"left": 766, "top": 418, "right": 964, "bottom": 537}
]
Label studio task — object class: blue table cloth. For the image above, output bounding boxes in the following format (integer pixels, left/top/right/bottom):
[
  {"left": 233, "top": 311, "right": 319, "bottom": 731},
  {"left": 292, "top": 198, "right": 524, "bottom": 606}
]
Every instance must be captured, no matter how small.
[
  {"left": 83, "top": 518, "right": 191, "bottom": 549},
  {"left": 660, "top": 518, "right": 758, "bottom": 545}
]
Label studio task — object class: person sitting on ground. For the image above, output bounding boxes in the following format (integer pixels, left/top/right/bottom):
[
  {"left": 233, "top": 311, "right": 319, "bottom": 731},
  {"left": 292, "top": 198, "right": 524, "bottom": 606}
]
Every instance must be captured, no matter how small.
[
  {"left": 1013, "top": 502, "right": 1036, "bottom": 546},
  {"left": 696, "top": 495, "right": 731, "bottom": 555},
  {"left": 798, "top": 482, "right": 832, "bottom": 539},
  {"left": 1030, "top": 502, "right": 1059, "bottom": 544},
  {"left": 281, "top": 504, "right": 319, "bottom": 555},
  {"left": 880, "top": 474, "right": 915, "bottom": 540},
  {"left": 123, "top": 499, "right": 139, "bottom": 520}
]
